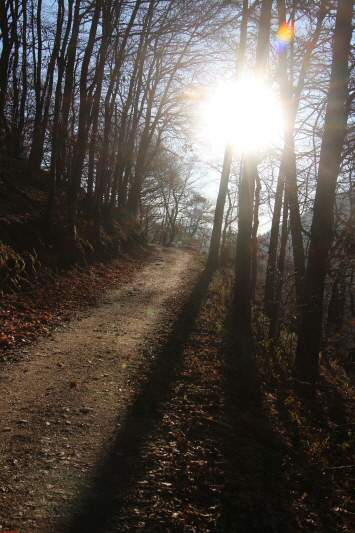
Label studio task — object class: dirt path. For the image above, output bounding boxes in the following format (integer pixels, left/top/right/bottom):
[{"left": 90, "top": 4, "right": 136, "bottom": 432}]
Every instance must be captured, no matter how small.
[{"left": 0, "top": 245, "right": 200, "bottom": 533}]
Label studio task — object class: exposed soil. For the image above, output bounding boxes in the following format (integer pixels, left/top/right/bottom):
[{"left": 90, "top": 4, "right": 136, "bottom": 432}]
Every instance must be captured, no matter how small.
[
  {"left": 0, "top": 245, "right": 201, "bottom": 532},
  {"left": 1, "top": 245, "right": 355, "bottom": 533}
]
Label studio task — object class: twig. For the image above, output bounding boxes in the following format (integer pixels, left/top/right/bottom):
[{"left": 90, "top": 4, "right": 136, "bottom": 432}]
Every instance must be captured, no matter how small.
[
  {"left": 322, "top": 465, "right": 355, "bottom": 470},
  {"left": 200, "top": 417, "right": 233, "bottom": 430}
]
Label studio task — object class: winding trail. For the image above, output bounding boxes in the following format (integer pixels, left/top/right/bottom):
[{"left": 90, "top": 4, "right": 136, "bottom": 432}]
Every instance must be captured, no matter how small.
[{"left": 0, "top": 245, "right": 199, "bottom": 533}]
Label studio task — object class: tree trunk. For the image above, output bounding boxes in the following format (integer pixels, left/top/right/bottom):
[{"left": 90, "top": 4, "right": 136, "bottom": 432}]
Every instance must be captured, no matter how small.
[
  {"left": 234, "top": 152, "right": 258, "bottom": 340},
  {"left": 27, "top": 0, "right": 43, "bottom": 172},
  {"left": 56, "top": 0, "right": 81, "bottom": 187},
  {"left": 206, "top": 140, "right": 233, "bottom": 270},
  {"left": 251, "top": 170, "right": 261, "bottom": 297},
  {"left": 46, "top": 0, "right": 72, "bottom": 227},
  {"left": 326, "top": 273, "right": 346, "bottom": 337},
  {"left": 68, "top": 0, "right": 101, "bottom": 233},
  {"left": 96, "top": 0, "right": 142, "bottom": 215},
  {"left": 206, "top": 0, "right": 249, "bottom": 270},
  {"left": 12, "top": 0, "right": 27, "bottom": 159},
  {"left": 264, "top": 159, "right": 286, "bottom": 318},
  {"left": 285, "top": 136, "right": 305, "bottom": 308},
  {"left": 264, "top": 0, "right": 326, "bottom": 318},
  {"left": 268, "top": 186, "right": 288, "bottom": 341},
  {"left": 0, "top": 0, "right": 15, "bottom": 138},
  {"left": 294, "top": 0, "right": 353, "bottom": 385},
  {"left": 233, "top": 0, "right": 273, "bottom": 346}
]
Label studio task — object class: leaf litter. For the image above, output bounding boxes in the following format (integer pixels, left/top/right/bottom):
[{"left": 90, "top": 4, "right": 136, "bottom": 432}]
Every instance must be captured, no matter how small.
[{"left": 0, "top": 251, "right": 354, "bottom": 532}]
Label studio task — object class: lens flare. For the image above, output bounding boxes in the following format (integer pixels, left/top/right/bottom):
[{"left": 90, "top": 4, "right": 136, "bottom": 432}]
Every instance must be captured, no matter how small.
[
  {"left": 277, "top": 22, "right": 294, "bottom": 52},
  {"left": 278, "top": 22, "right": 294, "bottom": 42}
]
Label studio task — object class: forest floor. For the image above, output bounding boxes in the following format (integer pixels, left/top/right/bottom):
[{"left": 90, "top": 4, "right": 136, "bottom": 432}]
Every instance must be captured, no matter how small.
[{"left": 0, "top": 245, "right": 355, "bottom": 533}]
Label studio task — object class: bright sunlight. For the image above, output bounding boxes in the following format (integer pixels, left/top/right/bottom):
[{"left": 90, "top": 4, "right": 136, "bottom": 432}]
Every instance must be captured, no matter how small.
[{"left": 202, "top": 78, "right": 283, "bottom": 152}]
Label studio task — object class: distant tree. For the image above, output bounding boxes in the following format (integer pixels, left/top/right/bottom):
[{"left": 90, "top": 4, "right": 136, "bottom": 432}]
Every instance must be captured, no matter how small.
[{"left": 140, "top": 150, "right": 204, "bottom": 244}]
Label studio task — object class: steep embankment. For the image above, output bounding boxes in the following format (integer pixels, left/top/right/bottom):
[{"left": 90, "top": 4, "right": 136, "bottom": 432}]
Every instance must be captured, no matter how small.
[{"left": 0, "top": 163, "right": 145, "bottom": 296}]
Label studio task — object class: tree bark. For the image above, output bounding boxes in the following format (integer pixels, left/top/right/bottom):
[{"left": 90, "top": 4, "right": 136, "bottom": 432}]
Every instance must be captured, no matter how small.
[
  {"left": 56, "top": 0, "right": 81, "bottom": 187},
  {"left": 233, "top": 0, "right": 273, "bottom": 345},
  {"left": 294, "top": 0, "right": 354, "bottom": 385},
  {"left": 264, "top": 0, "right": 327, "bottom": 318},
  {"left": 206, "top": 0, "right": 249, "bottom": 270},
  {"left": 206, "top": 140, "right": 233, "bottom": 270},
  {"left": 269, "top": 186, "right": 288, "bottom": 341},
  {"left": 68, "top": 0, "right": 102, "bottom": 233},
  {"left": 234, "top": 152, "right": 258, "bottom": 340},
  {"left": 94, "top": 0, "right": 143, "bottom": 216},
  {"left": 0, "top": 0, "right": 16, "bottom": 138},
  {"left": 251, "top": 170, "right": 261, "bottom": 297}
]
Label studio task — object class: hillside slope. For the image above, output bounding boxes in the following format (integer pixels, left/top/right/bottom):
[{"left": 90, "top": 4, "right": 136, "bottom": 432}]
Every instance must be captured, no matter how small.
[{"left": 0, "top": 162, "right": 146, "bottom": 295}]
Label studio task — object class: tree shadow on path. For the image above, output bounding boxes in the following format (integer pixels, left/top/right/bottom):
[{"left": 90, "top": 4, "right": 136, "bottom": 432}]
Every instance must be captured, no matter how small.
[{"left": 65, "top": 266, "right": 213, "bottom": 533}]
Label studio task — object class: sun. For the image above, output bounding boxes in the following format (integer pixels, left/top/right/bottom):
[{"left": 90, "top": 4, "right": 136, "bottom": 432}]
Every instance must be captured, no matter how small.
[{"left": 202, "top": 78, "right": 282, "bottom": 153}]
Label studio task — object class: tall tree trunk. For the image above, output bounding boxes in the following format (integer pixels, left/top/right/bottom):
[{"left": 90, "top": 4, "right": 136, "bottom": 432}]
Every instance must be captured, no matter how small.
[
  {"left": 234, "top": 152, "right": 258, "bottom": 340},
  {"left": 269, "top": 186, "right": 288, "bottom": 340},
  {"left": 13, "top": 0, "right": 27, "bottom": 159},
  {"left": 276, "top": 0, "right": 305, "bottom": 311},
  {"left": 56, "top": 0, "right": 81, "bottom": 187},
  {"left": 206, "top": 0, "right": 249, "bottom": 270},
  {"left": 325, "top": 273, "right": 346, "bottom": 337},
  {"left": 206, "top": 140, "right": 233, "bottom": 270},
  {"left": 9, "top": 0, "right": 19, "bottom": 158},
  {"left": 251, "top": 170, "right": 261, "bottom": 297},
  {"left": 27, "top": 0, "right": 43, "bottom": 172},
  {"left": 284, "top": 136, "right": 305, "bottom": 308},
  {"left": 68, "top": 0, "right": 101, "bottom": 233},
  {"left": 46, "top": 0, "right": 72, "bottom": 227},
  {"left": 264, "top": 158, "right": 287, "bottom": 317},
  {"left": 233, "top": 0, "right": 273, "bottom": 346},
  {"left": 0, "top": 0, "right": 15, "bottom": 138},
  {"left": 95, "top": 0, "right": 143, "bottom": 215},
  {"left": 294, "top": 0, "right": 353, "bottom": 385},
  {"left": 221, "top": 188, "right": 235, "bottom": 264},
  {"left": 264, "top": 0, "right": 327, "bottom": 317}
]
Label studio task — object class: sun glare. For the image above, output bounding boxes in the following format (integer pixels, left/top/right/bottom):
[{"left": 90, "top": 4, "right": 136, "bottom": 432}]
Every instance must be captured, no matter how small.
[{"left": 202, "top": 78, "right": 282, "bottom": 153}]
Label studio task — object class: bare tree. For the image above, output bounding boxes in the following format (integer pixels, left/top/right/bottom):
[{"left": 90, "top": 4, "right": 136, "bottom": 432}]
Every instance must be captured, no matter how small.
[
  {"left": 233, "top": 0, "right": 273, "bottom": 347},
  {"left": 206, "top": 0, "right": 249, "bottom": 270},
  {"left": 264, "top": 0, "right": 327, "bottom": 335},
  {"left": 294, "top": 0, "right": 354, "bottom": 386}
]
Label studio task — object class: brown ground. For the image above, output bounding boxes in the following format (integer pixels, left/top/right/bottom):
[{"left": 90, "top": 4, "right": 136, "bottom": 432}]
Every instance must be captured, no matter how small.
[
  {"left": 1, "top": 245, "right": 355, "bottom": 533},
  {"left": 0, "top": 245, "right": 201, "bottom": 532}
]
